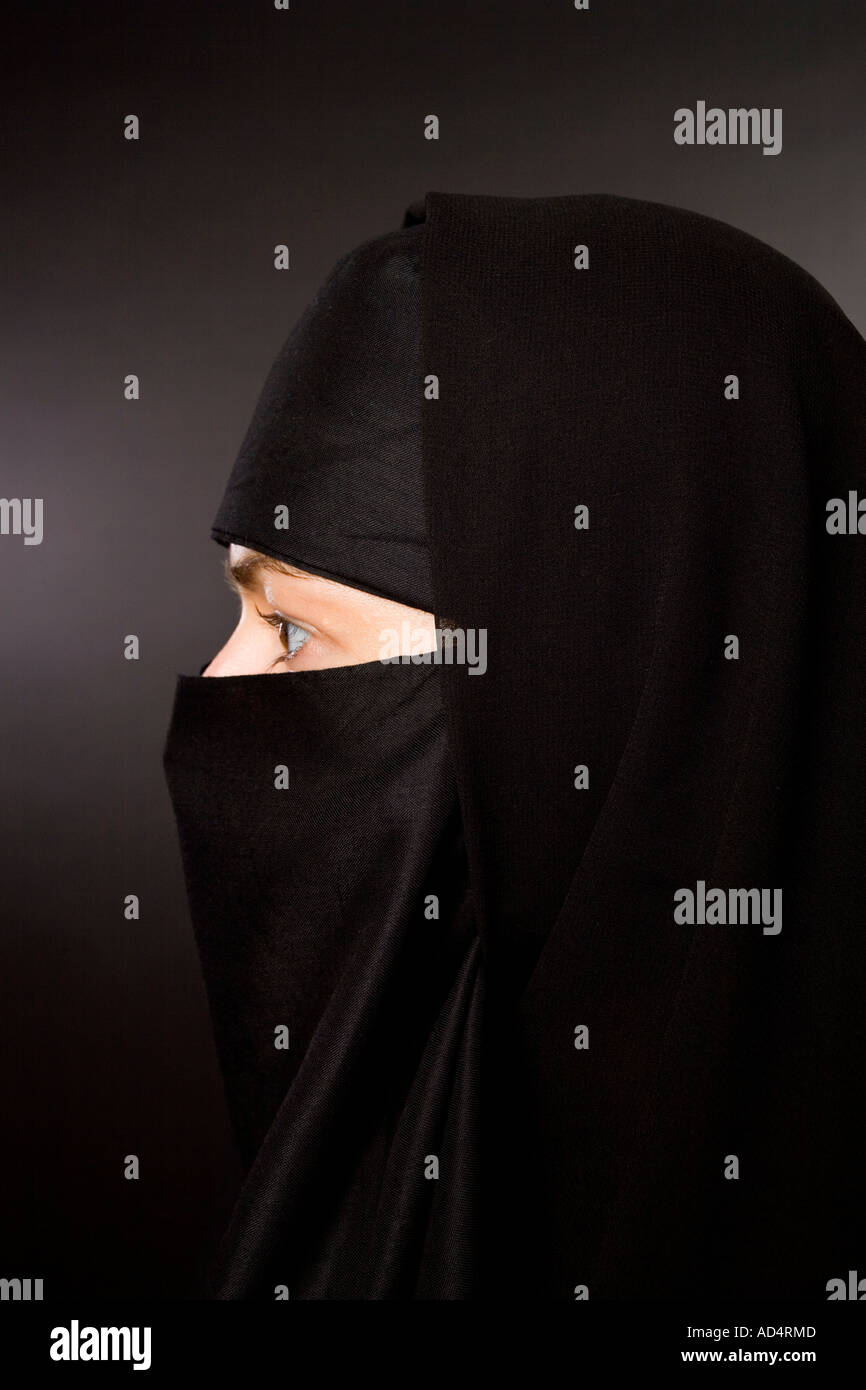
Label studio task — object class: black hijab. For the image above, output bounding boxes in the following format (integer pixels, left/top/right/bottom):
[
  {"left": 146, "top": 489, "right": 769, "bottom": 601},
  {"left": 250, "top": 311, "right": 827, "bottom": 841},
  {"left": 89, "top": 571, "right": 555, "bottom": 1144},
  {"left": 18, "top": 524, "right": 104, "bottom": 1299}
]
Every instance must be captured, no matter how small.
[
  {"left": 164, "top": 190, "right": 866, "bottom": 1300},
  {"left": 210, "top": 221, "right": 434, "bottom": 612},
  {"left": 164, "top": 217, "right": 480, "bottom": 1298}
]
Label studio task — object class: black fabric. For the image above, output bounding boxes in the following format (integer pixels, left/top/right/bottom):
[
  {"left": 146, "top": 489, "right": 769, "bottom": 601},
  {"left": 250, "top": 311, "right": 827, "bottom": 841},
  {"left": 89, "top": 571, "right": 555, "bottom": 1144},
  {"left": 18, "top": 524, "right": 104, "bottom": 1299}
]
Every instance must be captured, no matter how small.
[
  {"left": 163, "top": 189, "right": 866, "bottom": 1300},
  {"left": 210, "top": 223, "right": 434, "bottom": 613},
  {"left": 417, "top": 190, "right": 866, "bottom": 1299},
  {"left": 163, "top": 660, "right": 482, "bottom": 1297}
]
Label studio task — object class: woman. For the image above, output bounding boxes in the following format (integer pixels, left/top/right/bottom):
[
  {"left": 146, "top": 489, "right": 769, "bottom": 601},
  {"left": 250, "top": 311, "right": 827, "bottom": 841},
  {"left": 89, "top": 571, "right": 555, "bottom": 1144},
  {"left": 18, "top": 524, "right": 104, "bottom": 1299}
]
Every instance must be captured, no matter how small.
[{"left": 163, "top": 190, "right": 866, "bottom": 1300}]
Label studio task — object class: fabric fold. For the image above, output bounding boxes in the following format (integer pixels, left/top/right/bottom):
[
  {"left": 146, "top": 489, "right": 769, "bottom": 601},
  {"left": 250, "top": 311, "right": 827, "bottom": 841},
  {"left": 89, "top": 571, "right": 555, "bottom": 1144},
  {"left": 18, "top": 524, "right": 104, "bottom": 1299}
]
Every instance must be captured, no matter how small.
[
  {"left": 416, "top": 188, "right": 866, "bottom": 1298},
  {"left": 164, "top": 188, "right": 866, "bottom": 1300}
]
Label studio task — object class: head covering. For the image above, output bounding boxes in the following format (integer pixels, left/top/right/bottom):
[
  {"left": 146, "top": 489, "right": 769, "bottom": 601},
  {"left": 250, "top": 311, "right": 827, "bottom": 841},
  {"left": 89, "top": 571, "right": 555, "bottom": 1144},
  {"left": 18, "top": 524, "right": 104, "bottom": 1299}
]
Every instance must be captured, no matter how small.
[
  {"left": 164, "top": 190, "right": 866, "bottom": 1301},
  {"left": 210, "top": 222, "right": 434, "bottom": 613},
  {"left": 164, "top": 219, "right": 479, "bottom": 1299}
]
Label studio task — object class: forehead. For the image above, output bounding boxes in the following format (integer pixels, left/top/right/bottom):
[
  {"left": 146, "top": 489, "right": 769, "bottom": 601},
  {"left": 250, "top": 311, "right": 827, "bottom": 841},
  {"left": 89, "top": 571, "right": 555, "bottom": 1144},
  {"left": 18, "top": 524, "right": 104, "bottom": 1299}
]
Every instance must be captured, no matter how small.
[
  {"left": 224, "top": 543, "right": 428, "bottom": 625},
  {"left": 224, "top": 544, "right": 360, "bottom": 614},
  {"left": 228, "top": 542, "right": 271, "bottom": 573},
  {"left": 225, "top": 544, "right": 302, "bottom": 589},
  {"left": 229, "top": 543, "right": 257, "bottom": 565}
]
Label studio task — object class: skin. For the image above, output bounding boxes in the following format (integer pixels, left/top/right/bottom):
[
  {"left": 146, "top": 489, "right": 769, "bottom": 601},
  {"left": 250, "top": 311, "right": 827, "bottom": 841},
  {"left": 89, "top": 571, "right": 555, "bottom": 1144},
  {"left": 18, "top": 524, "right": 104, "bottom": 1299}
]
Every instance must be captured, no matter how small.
[{"left": 203, "top": 543, "right": 438, "bottom": 676}]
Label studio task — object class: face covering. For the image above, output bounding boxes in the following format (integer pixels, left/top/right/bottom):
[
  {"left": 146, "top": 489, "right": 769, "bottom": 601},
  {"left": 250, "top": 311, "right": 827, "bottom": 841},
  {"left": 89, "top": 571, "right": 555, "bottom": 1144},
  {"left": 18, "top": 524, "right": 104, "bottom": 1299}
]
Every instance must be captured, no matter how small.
[
  {"left": 162, "top": 221, "right": 487, "bottom": 1299},
  {"left": 165, "top": 188, "right": 866, "bottom": 1302},
  {"left": 162, "top": 660, "right": 483, "bottom": 1298}
]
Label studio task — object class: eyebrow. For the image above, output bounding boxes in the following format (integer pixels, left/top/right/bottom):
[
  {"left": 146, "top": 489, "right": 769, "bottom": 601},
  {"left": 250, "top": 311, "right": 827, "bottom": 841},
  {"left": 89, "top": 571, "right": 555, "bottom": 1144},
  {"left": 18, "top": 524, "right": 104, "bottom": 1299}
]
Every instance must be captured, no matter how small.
[{"left": 224, "top": 550, "right": 312, "bottom": 593}]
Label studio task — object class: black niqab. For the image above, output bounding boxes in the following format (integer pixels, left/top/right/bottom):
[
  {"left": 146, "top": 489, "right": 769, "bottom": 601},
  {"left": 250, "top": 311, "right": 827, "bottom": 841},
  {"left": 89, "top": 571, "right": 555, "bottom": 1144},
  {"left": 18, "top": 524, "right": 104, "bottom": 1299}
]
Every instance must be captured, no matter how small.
[
  {"left": 164, "top": 190, "right": 866, "bottom": 1300},
  {"left": 164, "top": 215, "right": 481, "bottom": 1298}
]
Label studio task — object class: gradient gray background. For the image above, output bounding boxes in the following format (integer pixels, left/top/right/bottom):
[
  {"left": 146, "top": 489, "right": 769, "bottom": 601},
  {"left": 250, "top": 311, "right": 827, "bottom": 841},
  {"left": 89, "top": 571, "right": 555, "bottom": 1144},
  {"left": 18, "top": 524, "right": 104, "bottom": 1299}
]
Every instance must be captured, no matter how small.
[{"left": 1, "top": 0, "right": 863, "bottom": 1297}]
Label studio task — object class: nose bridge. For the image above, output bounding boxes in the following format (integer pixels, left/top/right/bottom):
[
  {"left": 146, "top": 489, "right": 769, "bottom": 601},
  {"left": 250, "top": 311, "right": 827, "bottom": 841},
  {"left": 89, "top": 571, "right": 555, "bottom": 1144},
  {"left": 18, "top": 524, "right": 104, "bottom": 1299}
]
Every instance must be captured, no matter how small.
[{"left": 203, "top": 607, "right": 251, "bottom": 676}]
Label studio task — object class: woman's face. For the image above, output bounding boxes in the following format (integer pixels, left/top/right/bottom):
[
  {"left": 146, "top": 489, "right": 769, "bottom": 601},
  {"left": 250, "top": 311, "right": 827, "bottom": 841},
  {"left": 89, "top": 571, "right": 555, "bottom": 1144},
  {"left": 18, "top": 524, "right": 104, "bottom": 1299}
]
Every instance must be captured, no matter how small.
[{"left": 203, "top": 543, "right": 438, "bottom": 676}]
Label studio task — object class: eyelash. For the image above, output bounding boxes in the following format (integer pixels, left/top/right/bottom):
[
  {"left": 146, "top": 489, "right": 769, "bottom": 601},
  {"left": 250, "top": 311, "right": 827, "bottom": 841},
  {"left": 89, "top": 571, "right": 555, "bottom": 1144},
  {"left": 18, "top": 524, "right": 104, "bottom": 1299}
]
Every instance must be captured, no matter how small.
[{"left": 255, "top": 606, "right": 311, "bottom": 664}]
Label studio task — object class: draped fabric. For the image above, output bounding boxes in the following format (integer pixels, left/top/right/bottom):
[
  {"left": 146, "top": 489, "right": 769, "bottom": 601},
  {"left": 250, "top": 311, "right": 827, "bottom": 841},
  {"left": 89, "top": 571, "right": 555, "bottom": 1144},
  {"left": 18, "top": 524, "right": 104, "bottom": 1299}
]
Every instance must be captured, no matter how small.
[
  {"left": 164, "top": 189, "right": 866, "bottom": 1299},
  {"left": 415, "top": 190, "right": 866, "bottom": 1298},
  {"left": 210, "top": 222, "right": 434, "bottom": 613},
  {"left": 163, "top": 659, "right": 485, "bottom": 1298}
]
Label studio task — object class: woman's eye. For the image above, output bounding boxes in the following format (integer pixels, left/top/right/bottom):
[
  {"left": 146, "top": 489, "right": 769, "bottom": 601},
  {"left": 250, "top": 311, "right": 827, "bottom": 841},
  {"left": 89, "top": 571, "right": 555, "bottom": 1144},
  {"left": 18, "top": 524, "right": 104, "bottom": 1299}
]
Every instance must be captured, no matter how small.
[{"left": 256, "top": 607, "right": 311, "bottom": 661}]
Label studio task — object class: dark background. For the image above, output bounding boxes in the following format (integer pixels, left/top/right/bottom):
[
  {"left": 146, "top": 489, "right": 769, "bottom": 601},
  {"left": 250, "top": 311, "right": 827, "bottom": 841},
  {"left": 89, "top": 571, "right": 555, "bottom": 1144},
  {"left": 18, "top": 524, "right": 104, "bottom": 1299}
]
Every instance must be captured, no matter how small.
[{"left": 1, "top": 0, "right": 863, "bottom": 1298}]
